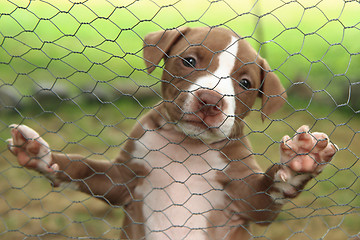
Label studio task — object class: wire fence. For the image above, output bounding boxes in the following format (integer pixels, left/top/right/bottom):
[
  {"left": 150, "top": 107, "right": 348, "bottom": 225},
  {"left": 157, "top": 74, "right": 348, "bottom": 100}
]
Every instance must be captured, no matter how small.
[{"left": 0, "top": 0, "right": 360, "bottom": 239}]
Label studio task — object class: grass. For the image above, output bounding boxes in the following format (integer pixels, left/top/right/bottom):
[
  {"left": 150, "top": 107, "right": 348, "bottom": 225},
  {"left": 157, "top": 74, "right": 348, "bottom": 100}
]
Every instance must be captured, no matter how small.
[
  {"left": 1, "top": 0, "right": 360, "bottom": 239},
  {"left": 1, "top": 100, "right": 360, "bottom": 239},
  {"left": 1, "top": 0, "right": 360, "bottom": 96}
]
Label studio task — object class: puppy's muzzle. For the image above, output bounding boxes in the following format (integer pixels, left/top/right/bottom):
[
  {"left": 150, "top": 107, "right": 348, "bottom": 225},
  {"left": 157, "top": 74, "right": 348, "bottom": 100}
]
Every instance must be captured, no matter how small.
[{"left": 195, "top": 90, "right": 225, "bottom": 116}]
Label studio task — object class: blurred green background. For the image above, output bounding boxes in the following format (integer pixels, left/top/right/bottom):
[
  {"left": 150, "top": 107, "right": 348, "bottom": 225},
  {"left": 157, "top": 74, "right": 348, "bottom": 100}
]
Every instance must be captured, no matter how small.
[{"left": 0, "top": 0, "right": 360, "bottom": 239}]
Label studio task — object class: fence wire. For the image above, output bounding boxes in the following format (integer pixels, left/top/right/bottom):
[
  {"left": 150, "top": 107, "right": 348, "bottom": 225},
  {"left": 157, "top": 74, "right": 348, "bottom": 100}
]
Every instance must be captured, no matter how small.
[{"left": 0, "top": 0, "right": 360, "bottom": 239}]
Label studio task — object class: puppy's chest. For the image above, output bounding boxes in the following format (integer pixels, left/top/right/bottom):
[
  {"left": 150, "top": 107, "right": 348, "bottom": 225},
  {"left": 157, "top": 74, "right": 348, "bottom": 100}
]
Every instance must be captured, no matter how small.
[
  {"left": 132, "top": 128, "right": 227, "bottom": 238},
  {"left": 132, "top": 128, "right": 226, "bottom": 184}
]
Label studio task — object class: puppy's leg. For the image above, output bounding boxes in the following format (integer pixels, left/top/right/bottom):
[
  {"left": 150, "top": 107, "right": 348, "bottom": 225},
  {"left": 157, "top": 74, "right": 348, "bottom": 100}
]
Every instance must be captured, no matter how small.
[
  {"left": 7, "top": 124, "right": 132, "bottom": 205},
  {"left": 270, "top": 125, "right": 337, "bottom": 203},
  {"left": 229, "top": 126, "right": 337, "bottom": 224}
]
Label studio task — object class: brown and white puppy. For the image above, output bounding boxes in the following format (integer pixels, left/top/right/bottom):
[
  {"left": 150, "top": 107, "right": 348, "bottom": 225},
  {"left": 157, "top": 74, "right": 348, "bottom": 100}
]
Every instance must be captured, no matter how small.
[{"left": 7, "top": 27, "right": 337, "bottom": 240}]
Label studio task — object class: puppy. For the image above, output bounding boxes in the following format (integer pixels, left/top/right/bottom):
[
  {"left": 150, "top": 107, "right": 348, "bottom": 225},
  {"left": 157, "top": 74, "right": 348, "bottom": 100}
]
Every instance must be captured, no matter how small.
[{"left": 7, "top": 27, "right": 337, "bottom": 240}]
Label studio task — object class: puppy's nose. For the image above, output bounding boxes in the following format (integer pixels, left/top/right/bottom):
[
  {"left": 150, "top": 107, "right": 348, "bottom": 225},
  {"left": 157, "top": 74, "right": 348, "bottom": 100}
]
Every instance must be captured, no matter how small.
[{"left": 196, "top": 90, "right": 224, "bottom": 116}]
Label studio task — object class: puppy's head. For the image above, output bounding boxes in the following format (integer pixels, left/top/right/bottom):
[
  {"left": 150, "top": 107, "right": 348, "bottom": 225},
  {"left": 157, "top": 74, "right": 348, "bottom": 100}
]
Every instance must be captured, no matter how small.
[{"left": 143, "top": 27, "right": 286, "bottom": 143}]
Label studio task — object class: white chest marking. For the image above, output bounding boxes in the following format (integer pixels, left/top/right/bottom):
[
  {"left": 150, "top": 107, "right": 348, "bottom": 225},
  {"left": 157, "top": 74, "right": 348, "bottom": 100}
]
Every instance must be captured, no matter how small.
[
  {"left": 182, "top": 36, "right": 239, "bottom": 142},
  {"left": 133, "top": 126, "right": 227, "bottom": 239}
]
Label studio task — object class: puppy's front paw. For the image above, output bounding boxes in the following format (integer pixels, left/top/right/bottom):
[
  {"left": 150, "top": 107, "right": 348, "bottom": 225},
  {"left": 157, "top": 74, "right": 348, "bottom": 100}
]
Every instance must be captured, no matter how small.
[
  {"left": 278, "top": 125, "right": 337, "bottom": 179},
  {"left": 7, "top": 124, "right": 59, "bottom": 174},
  {"left": 271, "top": 125, "right": 337, "bottom": 203}
]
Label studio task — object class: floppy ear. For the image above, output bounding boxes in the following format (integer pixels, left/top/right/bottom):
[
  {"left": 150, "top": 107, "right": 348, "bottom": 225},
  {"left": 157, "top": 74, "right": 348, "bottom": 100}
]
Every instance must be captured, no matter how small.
[
  {"left": 143, "top": 27, "right": 190, "bottom": 73},
  {"left": 258, "top": 57, "right": 287, "bottom": 121}
]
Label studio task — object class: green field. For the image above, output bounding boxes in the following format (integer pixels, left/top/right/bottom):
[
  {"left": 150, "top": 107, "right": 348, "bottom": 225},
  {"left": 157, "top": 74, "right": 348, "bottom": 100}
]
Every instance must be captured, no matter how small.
[{"left": 1, "top": 0, "right": 360, "bottom": 239}]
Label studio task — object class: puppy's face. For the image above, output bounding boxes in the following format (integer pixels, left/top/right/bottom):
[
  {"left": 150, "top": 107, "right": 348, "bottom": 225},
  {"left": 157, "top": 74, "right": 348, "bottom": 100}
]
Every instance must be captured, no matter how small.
[{"left": 144, "top": 27, "right": 286, "bottom": 143}]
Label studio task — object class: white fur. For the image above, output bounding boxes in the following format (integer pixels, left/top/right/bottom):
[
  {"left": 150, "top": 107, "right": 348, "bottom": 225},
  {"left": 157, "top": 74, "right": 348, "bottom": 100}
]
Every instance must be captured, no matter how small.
[
  {"left": 59, "top": 181, "right": 80, "bottom": 191},
  {"left": 270, "top": 171, "right": 312, "bottom": 204},
  {"left": 179, "top": 36, "right": 239, "bottom": 143},
  {"left": 133, "top": 124, "right": 227, "bottom": 239},
  {"left": 269, "top": 191, "right": 288, "bottom": 205},
  {"left": 133, "top": 38, "right": 240, "bottom": 238},
  {"left": 9, "top": 124, "right": 52, "bottom": 172}
]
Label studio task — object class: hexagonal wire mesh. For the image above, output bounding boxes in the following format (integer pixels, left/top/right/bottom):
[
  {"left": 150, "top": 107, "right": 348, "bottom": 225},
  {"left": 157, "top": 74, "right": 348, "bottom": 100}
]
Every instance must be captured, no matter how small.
[{"left": 0, "top": 0, "right": 360, "bottom": 239}]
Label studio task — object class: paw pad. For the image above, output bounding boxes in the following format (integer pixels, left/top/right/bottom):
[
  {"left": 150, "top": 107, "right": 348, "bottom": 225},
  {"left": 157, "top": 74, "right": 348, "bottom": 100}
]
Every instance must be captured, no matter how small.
[
  {"left": 280, "top": 125, "right": 337, "bottom": 174},
  {"left": 8, "top": 124, "right": 56, "bottom": 173}
]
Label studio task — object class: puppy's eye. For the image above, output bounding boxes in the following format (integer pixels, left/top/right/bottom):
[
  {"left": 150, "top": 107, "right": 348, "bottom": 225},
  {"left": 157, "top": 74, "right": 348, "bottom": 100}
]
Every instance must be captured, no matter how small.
[
  {"left": 239, "top": 79, "right": 251, "bottom": 89},
  {"left": 182, "top": 57, "right": 196, "bottom": 68}
]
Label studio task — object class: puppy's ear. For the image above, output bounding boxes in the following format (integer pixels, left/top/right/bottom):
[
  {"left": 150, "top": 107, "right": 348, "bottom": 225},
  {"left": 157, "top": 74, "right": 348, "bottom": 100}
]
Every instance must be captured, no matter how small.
[
  {"left": 258, "top": 57, "right": 287, "bottom": 121},
  {"left": 143, "top": 27, "right": 190, "bottom": 73}
]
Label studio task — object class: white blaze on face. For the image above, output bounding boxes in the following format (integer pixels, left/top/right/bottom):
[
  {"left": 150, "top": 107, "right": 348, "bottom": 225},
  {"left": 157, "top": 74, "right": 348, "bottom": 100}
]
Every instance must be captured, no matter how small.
[{"left": 181, "top": 36, "right": 239, "bottom": 142}]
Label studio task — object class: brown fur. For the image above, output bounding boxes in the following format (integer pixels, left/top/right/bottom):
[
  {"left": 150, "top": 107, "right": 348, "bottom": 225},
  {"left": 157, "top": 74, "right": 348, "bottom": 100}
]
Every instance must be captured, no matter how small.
[
  {"left": 49, "top": 27, "right": 289, "bottom": 239},
  {"left": 8, "top": 27, "right": 337, "bottom": 240}
]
